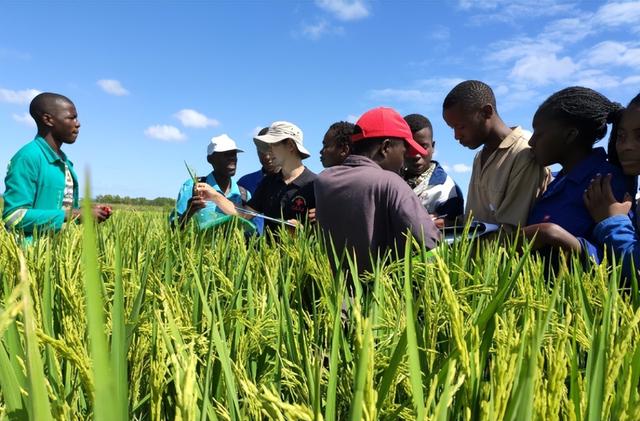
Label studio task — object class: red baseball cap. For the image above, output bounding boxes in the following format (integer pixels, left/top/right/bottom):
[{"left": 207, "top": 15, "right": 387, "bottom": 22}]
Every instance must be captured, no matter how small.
[{"left": 351, "top": 107, "right": 427, "bottom": 156}]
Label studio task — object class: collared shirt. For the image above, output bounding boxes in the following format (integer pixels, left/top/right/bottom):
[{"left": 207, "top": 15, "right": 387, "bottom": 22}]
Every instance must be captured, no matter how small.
[
  {"left": 315, "top": 155, "right": 440, "bottom": 273},
  {"left": 170, "top": 172, "right": 248, "bottom": 224},
  {"left": 247, "top": 167, "right": 316, "bottom": 231},
  {"left": 466, "top": 127, "right": 549, "bottom": 230},
  {"left": 528, "top": 147, "right": 628, "bottom": 239},
  {"left": 3, "top": 135, "right": 79, "bottom": 235},
  {"left": 407, "top": 160, "right": 464, "bottom": 218}
]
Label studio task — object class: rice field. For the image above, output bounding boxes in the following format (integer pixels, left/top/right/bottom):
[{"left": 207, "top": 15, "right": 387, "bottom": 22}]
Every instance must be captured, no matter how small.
[{"left": 1, "top": 197, "right": 640, "bottom": 420}]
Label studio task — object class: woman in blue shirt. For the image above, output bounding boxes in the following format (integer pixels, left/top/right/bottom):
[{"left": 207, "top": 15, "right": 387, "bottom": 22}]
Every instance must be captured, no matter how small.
[
  {"left": 522, "top": 87, "right": 628, "bottom": 255},
  {"left": 584, "top": 93, "right": 640, "bottom": 280}
]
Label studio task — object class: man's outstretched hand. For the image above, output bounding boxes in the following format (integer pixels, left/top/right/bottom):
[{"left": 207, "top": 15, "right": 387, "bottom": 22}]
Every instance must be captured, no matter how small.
[{"left": 67, "top": 205, "right": 112, "bottom": 223}]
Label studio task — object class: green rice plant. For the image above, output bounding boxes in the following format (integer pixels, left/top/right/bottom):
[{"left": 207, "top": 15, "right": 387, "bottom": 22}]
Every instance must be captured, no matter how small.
[{"left": 1, "top": 202, "right": 639, "bottom": 420}]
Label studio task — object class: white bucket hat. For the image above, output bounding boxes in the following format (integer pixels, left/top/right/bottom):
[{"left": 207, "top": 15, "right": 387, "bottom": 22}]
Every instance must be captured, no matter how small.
[
  {"left": 207, "top": 134, "right": 244, "bottom": 156},
  {"left": 253, "top": 121, "right": 310, "bottom": 159}
]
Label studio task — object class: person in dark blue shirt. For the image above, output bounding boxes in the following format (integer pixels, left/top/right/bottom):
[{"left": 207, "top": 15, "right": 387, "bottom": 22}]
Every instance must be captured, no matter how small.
[
  {"left": 238, "top": 127, "right": 281, "bottom": 194},
  {"left": 583, "top": 93, "right": 640, "bottom": 281},
  {"left": 522, "top": 87, "right": 627, "bottom": 255},
  {"left": 237, "top": 127, "right": 281, "bottom": 234}
]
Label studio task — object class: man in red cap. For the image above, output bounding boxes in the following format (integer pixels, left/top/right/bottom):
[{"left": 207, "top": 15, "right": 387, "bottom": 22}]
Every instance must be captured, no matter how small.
[{"left": 315, "top": 107, "right": 440, "bottom": 276}]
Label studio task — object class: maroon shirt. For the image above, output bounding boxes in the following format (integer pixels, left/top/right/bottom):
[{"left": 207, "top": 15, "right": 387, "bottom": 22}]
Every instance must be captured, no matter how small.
[{"left": 315, "top": 155, "right": 440, "bottom": 273}]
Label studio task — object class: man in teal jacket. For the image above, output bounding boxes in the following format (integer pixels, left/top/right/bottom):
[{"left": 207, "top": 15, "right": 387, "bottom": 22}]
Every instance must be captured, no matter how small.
[{"left": 3, "top": 92, "right": 110, "bottom": 237}]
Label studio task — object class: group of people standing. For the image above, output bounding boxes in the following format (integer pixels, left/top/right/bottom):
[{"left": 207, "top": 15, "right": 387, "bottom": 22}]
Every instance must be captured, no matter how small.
[{"left": 3, "top": 82, "right": 640, "bottom": 281}]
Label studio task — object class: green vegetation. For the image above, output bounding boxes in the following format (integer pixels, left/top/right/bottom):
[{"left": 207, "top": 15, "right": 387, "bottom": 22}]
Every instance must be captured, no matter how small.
[
  {"left": 95, "top": 194, "right": 175, "bottom": 208},
  {"left": 1, "top": 205, "right": 639, "bottom": 420}
]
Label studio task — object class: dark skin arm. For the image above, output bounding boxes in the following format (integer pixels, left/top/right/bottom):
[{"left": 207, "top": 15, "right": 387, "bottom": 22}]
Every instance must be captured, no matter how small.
[
  {"left": 521, "top": 223, "right": 582, "bottom": 252},
  {"left": 65, "top": 205, "right": 112, "bottom": 224},
  {"left": 176, "top": 187, "right": 207, "bottom": 228}
]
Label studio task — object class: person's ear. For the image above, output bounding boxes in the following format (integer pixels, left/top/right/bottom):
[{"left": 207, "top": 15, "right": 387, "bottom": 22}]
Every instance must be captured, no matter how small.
[
  {"left": 340, "top": 143, "right": 350, "bottom": 157},
  {"left": 288, "top": 139, "right": 297, "bottom": 153},
  {"left": 207, "top": 154, "right": 215, "bottom": 165},
  {"left": 565, "top": 127, "right": 580, "bottom": 145},
  {"left": 379, "top": 138, "right": 393, "bottom": 158},
  {"left": 42, "top": 113, "right": 54, "bottom": 127},
  {"left": 480, "top": 104, "right": 494, "bottom": 120}
]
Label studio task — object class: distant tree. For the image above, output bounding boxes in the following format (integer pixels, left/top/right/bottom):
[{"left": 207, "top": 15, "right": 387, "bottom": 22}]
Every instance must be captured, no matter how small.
[{"left": 95, "top": 195, "right": 175, "bottom": 207}]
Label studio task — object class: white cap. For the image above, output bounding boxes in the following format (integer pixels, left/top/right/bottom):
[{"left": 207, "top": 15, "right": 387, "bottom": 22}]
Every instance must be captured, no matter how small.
[
  {"left": 207, "top": 134, "right": 243, "bottom": 156},
  {"left": 253, "top": 121, "right": 310, "bottom": 159}
]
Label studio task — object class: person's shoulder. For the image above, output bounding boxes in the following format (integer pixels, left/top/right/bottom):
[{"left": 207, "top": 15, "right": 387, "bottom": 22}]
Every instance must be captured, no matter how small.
[
  {"left": 238, "top": 169, "right": 261, "bottom": 183},
  {"left": 301, "top": 166, "right": 318, "bottom": 180},
  {"left": 11, "top": 139, "right": 41, "bottom": 160},
  {"left": 293, "top": 167, "right": 317, "bottom": 187},
  {"left": 179, "top": 177, "right": 196, "bottom": 191},
  {"left": 7, "top": 140, "right": 44, "bottom": 171},
  {"left": 380, "top": 169, "right": 413, "bottom": 192}
]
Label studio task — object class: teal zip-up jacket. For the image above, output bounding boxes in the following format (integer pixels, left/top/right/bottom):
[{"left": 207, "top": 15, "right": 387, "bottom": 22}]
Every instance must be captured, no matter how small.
[{"left": 2, "top": 136, "right": 79, "bottom": 235}]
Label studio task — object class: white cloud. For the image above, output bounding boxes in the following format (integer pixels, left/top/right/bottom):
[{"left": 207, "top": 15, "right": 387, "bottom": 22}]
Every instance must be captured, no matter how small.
[
  {"left": 486, "top": 39, "right": 563, "bottom": 64},
  {"left": 144, "top": 125, "right": 186, "bottom": 142},
  {"left": 509, "top": 53, "right": 578, "bottom": 85},
  {"left": 543, "top": 16, "right": 594, "bottom": 44},
  {"left": 300, "top": 19, "right": 344, "bottom": 40},
  {"left": 430, "top": 25, "right": 450, "bottom": 41},
  {"left": 316, "top": 0, "right": 369, "bottom": 21},
  {"left": 369, "top": 78, "right": 465, "bottom": 105},
  {"left": 622, "top": 75, "right": 640, "bottom": 85},
  {"left": 572, "top": 69, "right": 623, "bottom": 90},
  {"left": 346, "top": 114, "right": 358, "bottom": 123},
  {"left": 302, "top": 20, "right": 328, "bottom": 40},
  {"left": 12, "top": 112, "right": 35, "bottom": 127},
  {"left": 0, "top": 88, "right": 40, "bottom": 104},
  {"left": 97, "top": 79, "right": 129, "bottom": 96},
  {"left": 416, "top": 77, "right": 465, "bottom": 89},
  {"left": 480, "top": 1, "right": 640, "bottom": 92},
  {"left": 457, "top": 0, "right": 500, "bottom": 10},
  {"left": 174, "top": 109, "right": 220, "bottom": 128},
  {"left": 370, "top": 88, "right": 433, "bottom": 103},
  {"left": 594, "top": 1, "right": 640, "bottom": 28},
  {"left": 494, "top": 85, "right": 509, "bottom": 96},
  {"left": 460, "top": 0, "right": 575, "bottom": 23},
  {"left": 587, "top": 41, "right": 640, "bottom": 68},
  {"left": 453, "top": 163, "right": 472, "bottom": 173}
]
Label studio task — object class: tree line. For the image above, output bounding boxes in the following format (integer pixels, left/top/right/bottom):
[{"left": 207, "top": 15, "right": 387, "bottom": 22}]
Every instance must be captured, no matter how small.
[{"left": 95, "top": 194, "right": 174, "bottom": 207}]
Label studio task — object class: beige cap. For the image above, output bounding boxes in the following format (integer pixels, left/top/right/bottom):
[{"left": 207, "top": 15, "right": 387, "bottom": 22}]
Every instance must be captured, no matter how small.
[{"left": 253, "top": 121, "right": 310, "bottom": 159}]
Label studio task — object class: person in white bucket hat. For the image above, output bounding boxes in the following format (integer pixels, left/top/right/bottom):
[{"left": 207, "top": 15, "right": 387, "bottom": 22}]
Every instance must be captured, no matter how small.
[
  {"left": 170, "top": 134, "right": 250, "bottom": 227},
  {"left": 195, "top": 121, "right": 317, "bottom": 233}
]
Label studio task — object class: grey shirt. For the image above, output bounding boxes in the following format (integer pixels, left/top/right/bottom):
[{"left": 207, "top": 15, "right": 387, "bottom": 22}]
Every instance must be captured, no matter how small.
[{"left": 315, "top": 155, "right": 440, "bottom": 273}]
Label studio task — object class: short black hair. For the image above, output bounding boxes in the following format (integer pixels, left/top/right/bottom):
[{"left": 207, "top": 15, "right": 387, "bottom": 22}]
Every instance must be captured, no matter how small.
[
  {"left": 327, "top": 121, "right": 355, "bottom": 149},
  {"left": 403, "top": 113, "right": 432, "bottom": 134},
  {"left": 29, "top": 92, "right": 73, "bottom": 123},
  {"left": 608, "top": 92, "right": 640, "bottom": 168},
  {"left": 538, "top": 86, "right": 621, "bottom": 148},
  {"left": 350, "top": 136, "right": 404, "bottom": 156},
  {"left": 257, "top": 126, "right": 269, "bottom": 136},
  {"left": 443, "top": 80, "right": 496, "bottom": 111}
]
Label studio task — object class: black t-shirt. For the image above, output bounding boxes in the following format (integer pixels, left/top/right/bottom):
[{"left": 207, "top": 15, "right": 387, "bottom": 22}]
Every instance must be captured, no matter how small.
[{"left": 247, "top": 167, "right": 317, "bottom": 230}]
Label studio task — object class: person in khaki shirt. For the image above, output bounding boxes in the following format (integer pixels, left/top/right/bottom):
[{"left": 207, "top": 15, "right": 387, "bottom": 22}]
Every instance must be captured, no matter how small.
[{"left": 442, "top": 80, "right": 549, "bottom": 231}]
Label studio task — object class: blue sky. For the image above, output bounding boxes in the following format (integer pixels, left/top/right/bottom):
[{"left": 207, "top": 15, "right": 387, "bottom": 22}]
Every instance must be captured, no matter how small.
[{"left": 1, "top": 0, "right": 639, "bottom": 199}]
